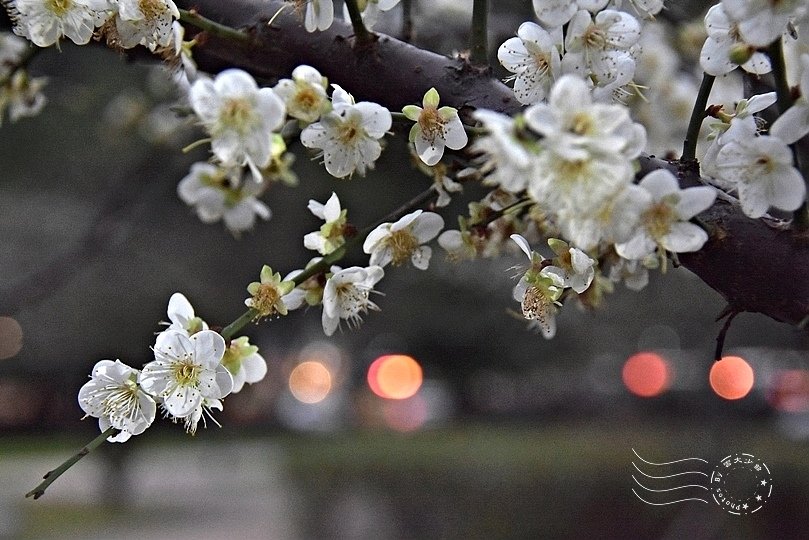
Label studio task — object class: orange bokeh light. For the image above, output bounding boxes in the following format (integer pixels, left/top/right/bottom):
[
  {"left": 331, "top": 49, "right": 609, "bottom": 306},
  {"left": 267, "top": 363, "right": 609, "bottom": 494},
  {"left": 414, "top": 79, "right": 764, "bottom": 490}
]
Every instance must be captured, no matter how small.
[
  {"left": 710, "top": 356, "right": 755, "bottom": 400},
  {"left": 622, "top": 352, "right": 672, "bottom": 398},
  {"left": 367, "top": 354, "right": 423, "bottom": 400},
  {"left": 288, "top": 361, "right": 332, "bottom": 404}
]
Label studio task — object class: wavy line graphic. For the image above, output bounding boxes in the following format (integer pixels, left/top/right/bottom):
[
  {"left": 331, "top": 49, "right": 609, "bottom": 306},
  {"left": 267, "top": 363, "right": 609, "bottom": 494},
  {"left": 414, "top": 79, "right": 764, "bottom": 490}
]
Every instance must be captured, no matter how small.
[
  {"left": 632, "top": 462, "right": 708, "bottom": 479},
  {"left": 632, "top": 475, "right": 708, "bottom": 492},
  {"left": 632, "top": 448, "right": 709, "bottom": 466},
  {"left": 631, "top": 449, "right": 711, "bottom": 506},
  {"left": 633, "top": 490, "right": 709, "bottom": 505}
]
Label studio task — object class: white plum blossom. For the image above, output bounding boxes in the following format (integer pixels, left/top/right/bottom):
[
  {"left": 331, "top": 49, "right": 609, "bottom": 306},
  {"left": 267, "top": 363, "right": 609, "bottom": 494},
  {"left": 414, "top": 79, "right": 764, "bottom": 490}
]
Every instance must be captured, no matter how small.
[
  {"left": 165, "top": 292, "right": 208, "bottom": 336},
  {"left": 721, "top": 0, "right": 806, "bottom": 48},
  {"left": 304, "top": 0, "right": 334, "bottom": 32},
  {"left": 771, "top": 54, "right": 809, "bottom": 144},
  {"left": 189, "top": 69, "right": 286, "bottom": 179},
  {"left": 615, "top": 169, "right": 716, "bottom": 260},
  {"left": 304, "top": 192, "right": 348, "bottom": 255},
  {"left": 139, "top": 330, "right": 233, "bottom": 420},
  {"left": 714, "top": 135, "right": 806, "bottom": 218},
  {"left": 244, "top": 265, "right": 295, "bottom": 318},
  {"left": 524, "top": 75, "right": 644, "bottom": 216},
  {"left": 562, "top": 9, "right": 641, "bottom": 83},
  {"left": 322, "top": 265, "right": 384, "bottom": 336},
  {"left": 221, "top": 336, "right": 267, "bottom": 393},
  {"left": 402, "top": 87, "right": 467, "bottom": 165},
  {"left": 608, "top": 0, "right": 664, "bottom": 19},
  {"left": 543, "top": 238, "right": 596, "bottom": 294},
  {"left": 0, "top": 70, "right": 47, "bottom": 125},
  {"left": 7, "top": 0, "right": 111, "bottom": 47},
  {"left": 510, "top": 234, "right": 564, "bottom": 339},
  {"left": 273, "top": 65, "right": 330, "bottom": 123},
  {"left": 363, "top": 210, "right": 444, "bottom": 269},
  {"left": 300, "top": 85, "right": 392, "bottom": 178},
  {"left": 497, "top": 22, "right": 562, "bottom": 105},
  {"left": 532, "top": 0, "right": 608, "bottom": 27},
  {"left": 700, "top": 92, "right": 777, "bottom": 180},
  {"left": 0, "top": 32, "right": 27, "bottom": 78},
  {"left": 114, "top": 0, "right": 179, "bottom": 51},
  {"left": 177, "top": 162, "right": 271, "bottom": 236},
  {"left": 472, "top": 109, "right": 534, "bottom": 194},
  {"left": 700, "top": 4, "right": 771, "bottom": 76},
  {"left": 78, "top": 359, "right": 157, "bottom": 443}
]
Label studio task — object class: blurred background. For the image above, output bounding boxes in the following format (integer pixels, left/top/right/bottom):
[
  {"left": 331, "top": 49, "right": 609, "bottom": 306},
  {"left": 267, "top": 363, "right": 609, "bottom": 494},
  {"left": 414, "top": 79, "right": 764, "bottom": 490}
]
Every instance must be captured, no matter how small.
[{"left": 3, "top": 1, "right": 809, "bottom": 538}]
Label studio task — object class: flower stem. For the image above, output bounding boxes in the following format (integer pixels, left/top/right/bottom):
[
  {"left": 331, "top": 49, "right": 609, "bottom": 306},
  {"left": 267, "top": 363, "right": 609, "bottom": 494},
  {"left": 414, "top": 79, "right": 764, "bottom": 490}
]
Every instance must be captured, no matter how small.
[
  {"left": 343, "top": 0, "right": 373, "bottom": 44},
  {"left": 767, "top": 38, "right": 809, "bottom": 229},
  {"left": 681, "top": 72, "right": 715, "bottom": 161},
  {"left": 470, "top": 0, "right": 488, "bottom": 66},
  {"left": 26, "top": 427, "right": 115, "bottom": 500},
  {"left": 220, "top": 308, "right": 259, "bottom": 340},
  {"left": 178, "top": 8, "right": 252, "bottom": 44}
]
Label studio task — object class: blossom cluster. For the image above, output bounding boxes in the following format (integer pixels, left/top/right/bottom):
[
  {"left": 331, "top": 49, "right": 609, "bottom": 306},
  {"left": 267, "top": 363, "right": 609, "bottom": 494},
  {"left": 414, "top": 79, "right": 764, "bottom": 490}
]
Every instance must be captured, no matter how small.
[
  {"left": 5, "top": 0, "right": 180, "bottom": 50},
  {"left": 78, "top": 293, "right": 267, "bottom": 442}
]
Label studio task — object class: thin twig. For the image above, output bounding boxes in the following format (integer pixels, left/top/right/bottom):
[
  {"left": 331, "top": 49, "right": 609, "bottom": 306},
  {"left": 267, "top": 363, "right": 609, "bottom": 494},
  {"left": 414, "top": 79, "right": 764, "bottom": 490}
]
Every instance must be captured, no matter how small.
[
  {"left": 27, "top": 427, "right": 116, "bottom": 500},
  {"left": 179, "top": 8, "right": 252, "bottom": 44},
  {"left": 343, "top": 0, "right": 373, "bottom": 44}
]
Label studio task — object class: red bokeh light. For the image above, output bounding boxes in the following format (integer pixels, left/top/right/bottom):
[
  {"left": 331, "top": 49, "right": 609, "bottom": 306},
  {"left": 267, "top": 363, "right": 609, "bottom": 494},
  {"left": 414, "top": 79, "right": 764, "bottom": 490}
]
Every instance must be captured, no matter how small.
[
  {"left": 622, "top": 352, "right": 672, "bottom": 398},
  {"left": 367, "top": 354, "right": 423, "bottom": 400}
]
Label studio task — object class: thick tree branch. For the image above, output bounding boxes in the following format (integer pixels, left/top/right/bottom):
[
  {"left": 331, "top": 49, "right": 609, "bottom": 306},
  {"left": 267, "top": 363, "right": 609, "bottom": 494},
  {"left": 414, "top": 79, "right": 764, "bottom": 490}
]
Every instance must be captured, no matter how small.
[{"left": 176, "top": 0, "right": 521, "bottom": 115}]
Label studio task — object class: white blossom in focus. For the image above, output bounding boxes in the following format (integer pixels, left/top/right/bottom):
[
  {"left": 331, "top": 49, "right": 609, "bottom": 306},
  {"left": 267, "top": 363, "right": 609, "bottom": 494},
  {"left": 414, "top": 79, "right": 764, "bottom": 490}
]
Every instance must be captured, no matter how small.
[
  {"left": 304, "top": 192, "right": 348, "bottom": 255},
  {"left": 114, "top": 0, "right": 179, "bottom": 51},
  {"left": 721, "top": 0, "right": 806, "bottom": 48},
  {"left": 78, "top": 359, "right": 157, "bottom": 443},
  {"left": 497, "top": 22, "right": 562, "bottom": 105},
  {"left": 700, "top": 4, "right": 771, "bottom": 76},
  {"left": 562, "top": 9, "right": 641, "bottom": 83},
  {"left": 189, "top": 69, "right": 286, "bottom": 179},
  {"left": 715, "top": 135, "right": 806, "bottom": 218},
  {"left": 139, "top": 330, "right": 233, "bottom": 419},
  {"left": 8, "top": 0, "right": 110, "bottom": 47},
  {"left": 402, "top": 87, "right": 467, "bottom": 165},
  {"left": 244, "top": 265, "right": 295, "bottom": 318},
  {"left": 510, "top": 234, "right": 564, "bottom": 339},
  {"left": 363, "top": 210, "right": 444, "bottom": 269},
  {"left": 221, "top": 336, "right": 267, "bottom": 393},
  {"left": 305, "top": 0, "right": 334, "bottom": 32},
  {"left": 615, "top": 169, "right": 716, "bottom": 260},
  {"left": 543, "top": 238, "right": 596, "bottom": 294},
  {"left": 273, "top": 65, "right": 330, "bottom": 123},
  {"left": 178, "top": 162, "right": 271, "bottom": 236},
  {"left": 165, "top": 292, "right": 208, "bottom": 336},
  {"left": 532, "top": 0, "right": 608, "bottom": 27},
  {"left": 322, "top": 265, "right": 384, "bottom": 336},
  {"left": 300, "top": 85, "right": 392, "bottom": 178}
]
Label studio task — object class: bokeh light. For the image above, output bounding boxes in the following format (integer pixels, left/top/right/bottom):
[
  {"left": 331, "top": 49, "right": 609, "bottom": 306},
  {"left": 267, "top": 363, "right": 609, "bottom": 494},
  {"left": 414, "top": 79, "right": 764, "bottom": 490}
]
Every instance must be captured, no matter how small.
[
  {"left": 289, "top": 361, "right": 332, "bottom": 404},
  {"left": 0, "top": 317, "right": 23, "bottom": 360},
  {"left": 622, "top": 352, "right": 672, "bottom": 398},
  {"left": 767, "top": 369, "right": 809, "bottom": 412},
  {"left": 367, "top": 354, "right": 423, "bottom": 400},
  {"left": 710, "top": 356, "right": 755, "bottom": 400}
]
